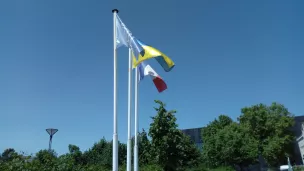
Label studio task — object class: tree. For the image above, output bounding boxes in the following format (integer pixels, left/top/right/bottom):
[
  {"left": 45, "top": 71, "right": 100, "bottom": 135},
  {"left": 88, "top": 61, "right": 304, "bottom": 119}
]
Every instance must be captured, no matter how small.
[
  {"left": 201, "top": 115, "right": 233, "bottom": 139},
  {"left": 138, "top": 129, "right": 151, "bottom": 165},
  {"left": 68, "top": 144, "right": 83, "bottom": 165},
  {"left": 216, "top": 123, "right": 258, "bottom": 168},
  {"left": 202, "top": 115, "right": 232, "bottom": 167},
  {"left": 82, "top": 138, "right": 126, "bottom": 169},
  {"left": 35, "top": 149, "right": 57, "bottom": 164},
  {"left": 130, "top": 129, "right": 152, "bottom": 166},
  {"left": 82, "top": 138, "right": 111, "bottom": 167},
  {"left": 1, "top": 148, "right": 18, "bottom": 162},
  {"left": 118, "top": 141, "right": 127, "bottom": 166},
  {"left": 201, "top": 115, "right": 258, "bottom": 169},
  {"left": 201, "top": 115, "right": 234, "bottom": 167},
  {"left": 149, "top": 100, "right": 200, "bottom": 171},
  {"left": 30, "top": 149, "right": 58, "bottom": 171},
  {"left": 178, "top": 132, "right": 202, "bottom": 167},
  {"left": 238, "top": 102, "right": 295, "bottom": 166}
]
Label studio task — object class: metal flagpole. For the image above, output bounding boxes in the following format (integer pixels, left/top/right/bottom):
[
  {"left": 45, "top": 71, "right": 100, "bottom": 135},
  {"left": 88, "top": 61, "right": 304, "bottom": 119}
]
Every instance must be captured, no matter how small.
[
  {"left": 112, "top": 9, "right": 119, "bottom": 171},
  {"left": 126, "top": 48, "right": 132, "bottom": 171},
  {"left": 134, "top": 65, "right": 139, "bottom": 171}
]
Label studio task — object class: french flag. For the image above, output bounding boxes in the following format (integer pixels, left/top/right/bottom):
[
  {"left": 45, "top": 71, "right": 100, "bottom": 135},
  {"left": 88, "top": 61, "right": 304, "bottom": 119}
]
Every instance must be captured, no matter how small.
[{"left": 138, "top": 62, "right": 167, "bottom": 93}]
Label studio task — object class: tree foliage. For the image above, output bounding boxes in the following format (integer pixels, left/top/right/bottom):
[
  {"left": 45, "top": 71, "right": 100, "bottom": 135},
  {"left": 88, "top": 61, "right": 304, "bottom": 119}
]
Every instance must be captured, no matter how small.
[
  {"left": 202, "top": 102, "right": 295, "bottom": 169},
  {"left": 0, "top": 100, "right": 201, "bottom": 171},
  {"left": 0, "top": 101, "right": 297, "bottom": 171},
  {"left": 1, "top": 149, "right": 17, "bottom": 161},
  {"left": 238, "top": 102, "right": 295, "bottom": 166},
  {"left": 202, "top": 115, "right": 258, "bottom": 169},
  {"left": 137, "top": 129, "right": 151, "bottom": 165},
  {"left": 149, "top": 100, "right": 201, "bottom": 171}
]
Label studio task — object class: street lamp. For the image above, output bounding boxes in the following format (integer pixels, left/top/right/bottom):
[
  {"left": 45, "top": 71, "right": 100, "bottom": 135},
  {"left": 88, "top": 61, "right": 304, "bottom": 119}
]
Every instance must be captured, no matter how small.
[{"left": 46, "top": 128, "right": 58, "bottom": 152}]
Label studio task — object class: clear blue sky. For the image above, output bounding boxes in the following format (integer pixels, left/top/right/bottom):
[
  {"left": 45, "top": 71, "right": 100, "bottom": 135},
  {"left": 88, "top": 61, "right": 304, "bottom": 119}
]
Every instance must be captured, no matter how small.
[{"left": 0, "top": 0, "right": 303, "bottom": 155}]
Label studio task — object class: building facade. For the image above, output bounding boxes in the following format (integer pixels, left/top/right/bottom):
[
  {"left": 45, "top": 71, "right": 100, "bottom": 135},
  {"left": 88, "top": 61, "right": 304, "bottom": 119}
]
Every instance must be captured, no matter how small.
[
  {"left": 180, "top": 127, "right": 203, "bottom": 150},
  {"left": 291, "top": 116, "right": 304, "bottom": 164}
]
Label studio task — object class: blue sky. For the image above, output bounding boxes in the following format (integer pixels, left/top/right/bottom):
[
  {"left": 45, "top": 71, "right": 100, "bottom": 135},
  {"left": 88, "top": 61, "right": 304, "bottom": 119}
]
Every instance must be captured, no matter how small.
[{"left": 0, "top": 0, "right": 303, "bottom": 155}]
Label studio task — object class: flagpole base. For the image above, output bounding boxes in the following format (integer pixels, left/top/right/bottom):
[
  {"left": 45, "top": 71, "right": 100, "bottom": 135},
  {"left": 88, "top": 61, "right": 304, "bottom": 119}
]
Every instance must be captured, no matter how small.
[
  {"left": 113, "top": 133, "right": 118, "bottom": 171},
  {"left": 112, "top": 9, "right": 119, "bottom": 13}
]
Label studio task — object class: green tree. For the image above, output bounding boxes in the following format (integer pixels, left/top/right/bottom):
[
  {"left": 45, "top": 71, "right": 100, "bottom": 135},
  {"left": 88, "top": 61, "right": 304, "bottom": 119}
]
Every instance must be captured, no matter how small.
[
  {"left": 201, "top": 115, "right": 234, "bottom": 167},
  {"left": 82, "top": 138, "right": 126, "bottom": 169},
  {"left": 138, "top": 129, "right": 151, "bottom": 165},
  {"left": 201, "top": 115, "right": 258, "bottom": 169},
  {"left": 33, "top": 149, "right": 57, "bottom": 170},
  {"left": 56, "top": 154, "right": 77, "bottom": 171},
  {"left": 0, "top": 149, "right": 32, "bottom": 171},
  {"left": 1, "top": 148, "right": 18, "bottom": 162},
  {"left": 130, "top": 129, "right": 152, "bottom": 166},
  {"left": 201, "top": 115, "right": 233, "bottom": 139},
  {"left": 82, "top": 138, "right": 111, "bottom": 167},
  {"left": 118, "top": 141, "right": 127, "bottom": 166},
  {"left": 238, "top": 102, "right": 295, "bottom": 166},
  {"left": 0, "top": 140, "right": 153, "bottom": 171},
  {"left": 68, "top": 144, "right": 84, "bottom": 166},
  {"left": 149, "top": 100, "right": 200, "bottom": 171}
]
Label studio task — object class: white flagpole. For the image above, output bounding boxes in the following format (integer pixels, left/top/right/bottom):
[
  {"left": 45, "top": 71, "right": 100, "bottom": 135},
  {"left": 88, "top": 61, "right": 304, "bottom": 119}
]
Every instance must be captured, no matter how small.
[
  {"left": 112, "top": 9, "right": 119, "bottom": 171},
  {"left": 126, "top": 48, "right": 132, "bottom": 171},
  {"left": 134, "top": 65, "right": 139, "bottom": 171}
]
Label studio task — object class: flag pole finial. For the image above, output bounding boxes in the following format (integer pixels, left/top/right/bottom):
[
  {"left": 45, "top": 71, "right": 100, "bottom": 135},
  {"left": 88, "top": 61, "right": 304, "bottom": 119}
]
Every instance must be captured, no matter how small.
[{"left": 112, "top": 9, "right": 119, "bottom": 13}]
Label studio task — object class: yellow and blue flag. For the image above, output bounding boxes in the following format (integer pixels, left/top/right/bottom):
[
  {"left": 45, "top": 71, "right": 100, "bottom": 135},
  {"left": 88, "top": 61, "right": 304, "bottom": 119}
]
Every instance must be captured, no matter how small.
[
  {"left": 115, "top": 14, "right": 175, "bottom": 72},
  {"left": 132, "top": 40, "right": 175, "bottom": 72}
]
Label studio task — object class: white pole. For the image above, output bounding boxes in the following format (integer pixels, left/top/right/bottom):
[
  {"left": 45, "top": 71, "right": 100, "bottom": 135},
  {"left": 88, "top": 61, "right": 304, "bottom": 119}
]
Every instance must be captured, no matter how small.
[
  {"left": 134, "top": 65, "right": 139, "bottom": 171},
  {"left": 126, "top": 48, "right": 132, "bottom": 171},
  {"left": 112, "top": 9, "right": 119, "bottom": 171}
]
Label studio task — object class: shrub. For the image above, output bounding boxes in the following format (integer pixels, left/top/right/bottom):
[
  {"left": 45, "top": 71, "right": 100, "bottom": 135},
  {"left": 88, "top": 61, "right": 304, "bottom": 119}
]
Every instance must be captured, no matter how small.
[{"left": 293, "top": 166, "right": 304, "bottom": 171}]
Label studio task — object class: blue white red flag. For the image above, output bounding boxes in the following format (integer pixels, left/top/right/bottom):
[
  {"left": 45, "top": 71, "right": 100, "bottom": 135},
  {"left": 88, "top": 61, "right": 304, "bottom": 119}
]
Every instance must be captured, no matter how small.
[{"left": 138, "top": 62, "right": 167, "bottom": 93}]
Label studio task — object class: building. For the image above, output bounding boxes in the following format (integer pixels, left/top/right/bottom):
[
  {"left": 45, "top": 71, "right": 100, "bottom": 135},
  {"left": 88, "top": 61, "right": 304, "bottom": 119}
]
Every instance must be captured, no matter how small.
[
  {"left": 180, "top": 127, "right": 202, "bottom": 150},
  {"left": 291, "top": 116, "right": 304, "bottom": 164},
  {"left": 181, "top": 116, "right": 304, "bottom": 165}
]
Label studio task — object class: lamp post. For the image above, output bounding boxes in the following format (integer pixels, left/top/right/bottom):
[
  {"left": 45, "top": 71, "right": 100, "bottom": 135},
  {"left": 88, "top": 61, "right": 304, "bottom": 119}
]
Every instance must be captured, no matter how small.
[{"left": 46, "top": 128, "right": 58, "bottom": 152}]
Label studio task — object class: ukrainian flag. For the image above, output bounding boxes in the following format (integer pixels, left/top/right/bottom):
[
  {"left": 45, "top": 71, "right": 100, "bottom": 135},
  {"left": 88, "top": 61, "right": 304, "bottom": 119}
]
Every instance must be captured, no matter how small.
[
  {"left": 115, "top": 13, "right": 174, "bottom": 72},
  {"left": 132, "top": 40, "right": 175, "bottom": 72}
]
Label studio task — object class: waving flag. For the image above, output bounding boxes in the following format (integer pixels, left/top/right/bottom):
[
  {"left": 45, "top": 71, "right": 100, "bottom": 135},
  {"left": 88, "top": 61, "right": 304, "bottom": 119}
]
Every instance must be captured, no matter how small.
[
  {"left": 132, "top": 40, "right": 175, "bottom": 72},
  {"left": 138, "top": 61, "right": 167, "bottom": 93},
  {"left": 115, "top": 13, "right": 175, "bottom": 72}
]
